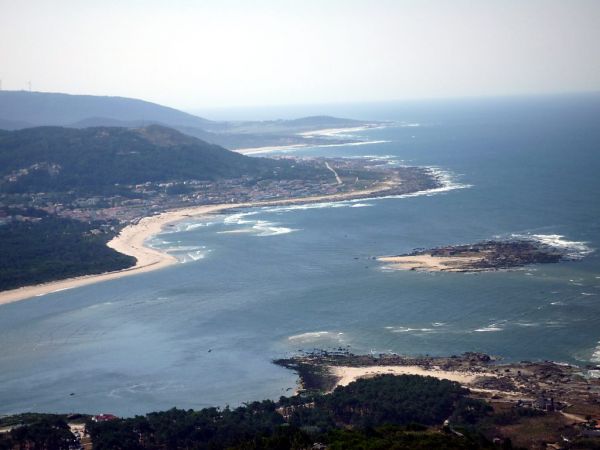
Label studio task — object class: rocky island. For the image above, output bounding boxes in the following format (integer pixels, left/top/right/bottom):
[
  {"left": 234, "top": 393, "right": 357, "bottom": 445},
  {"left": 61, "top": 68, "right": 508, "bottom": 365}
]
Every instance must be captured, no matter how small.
[{"left": 378, "top": 239, "right": 574, "bottom": 272}]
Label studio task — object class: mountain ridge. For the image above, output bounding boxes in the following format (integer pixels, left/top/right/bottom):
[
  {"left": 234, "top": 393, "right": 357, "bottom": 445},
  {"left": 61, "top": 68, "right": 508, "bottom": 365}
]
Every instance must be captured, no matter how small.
[
  {"left": 0, "top": 90, "right": 212, "bottom": 129},
  {"left": 0, "top": 124, "right": 315, "bottom": 195},
  {"left": 0, "top": 91, "right": 376, "bottom": 149}
]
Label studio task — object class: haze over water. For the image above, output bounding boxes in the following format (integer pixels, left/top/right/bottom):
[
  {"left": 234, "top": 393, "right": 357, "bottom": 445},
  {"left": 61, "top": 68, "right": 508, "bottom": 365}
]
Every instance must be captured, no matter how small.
[{"left": 1, "top": 94, "right": 599, "bottom": 416}]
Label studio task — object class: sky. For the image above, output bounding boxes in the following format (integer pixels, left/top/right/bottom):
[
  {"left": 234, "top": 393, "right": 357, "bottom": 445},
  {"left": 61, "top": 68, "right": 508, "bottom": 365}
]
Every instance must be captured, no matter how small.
[{"left": 1, "top": 0, "right": 599, "bottom": 110}]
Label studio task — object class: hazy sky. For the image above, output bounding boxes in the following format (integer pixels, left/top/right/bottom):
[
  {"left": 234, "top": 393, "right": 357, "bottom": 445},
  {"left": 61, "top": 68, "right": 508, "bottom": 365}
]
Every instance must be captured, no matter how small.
[{"left": 1, "top": 0, "right": 599, "bottom": 109}]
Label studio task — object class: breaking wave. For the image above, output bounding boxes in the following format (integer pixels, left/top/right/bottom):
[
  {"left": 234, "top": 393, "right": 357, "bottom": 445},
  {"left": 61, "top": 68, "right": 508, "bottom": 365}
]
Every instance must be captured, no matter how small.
[
  {"left": 511, "top": 233, "right": 593, "bottom": 259},
  {"left": 220, "top": 212, "right": 298, "bottom": 237},
  {"left": 591, "top": 342, "right": 600, "bottom": 363},
  {"left": 377, "top": 166, "right": 472, "bottom": 200},
  {"left": 287, "top": 331, "right": 345, "bottom": 343},
  {"left": 386, "top": 326, "right": 435, "bottom": 333},
  {"left": 474, "top": 322, "right": 505, "bottom": 332},
  {"left": 158, "top": 244, "right": 210, "bottom": 264}
]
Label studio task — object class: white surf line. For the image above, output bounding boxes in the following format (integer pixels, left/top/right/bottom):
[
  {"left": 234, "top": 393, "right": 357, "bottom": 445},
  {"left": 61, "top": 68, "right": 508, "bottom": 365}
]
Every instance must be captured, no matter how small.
[{"left": 325, "top": 161, "right": 343, "bottom": 185}]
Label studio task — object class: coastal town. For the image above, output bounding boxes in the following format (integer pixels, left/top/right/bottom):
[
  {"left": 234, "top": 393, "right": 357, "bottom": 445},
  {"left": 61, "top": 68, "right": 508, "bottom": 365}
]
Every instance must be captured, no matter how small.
[
  {"left": 1, "top": 157, "right": 438, "bottom": 227},
  {"left": 0, "top": 155, "right": 441, "bottom": 303}
]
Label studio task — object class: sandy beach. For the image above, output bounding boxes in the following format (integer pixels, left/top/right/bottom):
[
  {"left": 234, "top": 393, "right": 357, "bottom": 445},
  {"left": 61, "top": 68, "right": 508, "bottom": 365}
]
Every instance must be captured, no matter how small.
[
  {"left": 330, "top": 365, "right": 492, "bottom": 390},
  {"left": 0, "top": 182, "right": 399, "bottom": 306},
  {"left": 235, "top": 144, "right": 309, "bottom": 155},
  {"left": 297, "top": 125, "right": 382, "bottom": 138},
  {"left": 378, "top": 254, "right": 484, "bottom": 272},
  {"left": 235, "top": 138, "right": 389, "bottom": 155},
  {"left": 234, "top": 124, "right": 388, "bottom": 155}
]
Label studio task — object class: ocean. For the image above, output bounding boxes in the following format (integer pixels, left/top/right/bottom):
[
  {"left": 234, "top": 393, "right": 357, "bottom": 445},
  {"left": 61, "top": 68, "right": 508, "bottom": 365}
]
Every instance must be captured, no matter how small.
[{"left": 1, "top": 94, "right": 599, "bottom": 416}]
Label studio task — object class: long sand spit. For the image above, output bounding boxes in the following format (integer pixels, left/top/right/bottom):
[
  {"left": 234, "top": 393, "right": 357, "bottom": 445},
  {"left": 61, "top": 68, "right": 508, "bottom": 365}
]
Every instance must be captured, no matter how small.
[{"left": 0, "top": 182, "right": 397, "bottom": 305}]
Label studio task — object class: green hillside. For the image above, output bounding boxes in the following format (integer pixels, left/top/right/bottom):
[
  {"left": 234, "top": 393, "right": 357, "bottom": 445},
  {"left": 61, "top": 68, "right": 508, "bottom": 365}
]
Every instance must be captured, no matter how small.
[{"left": 0, "top": 125, "right": 317, "bottom": 195}]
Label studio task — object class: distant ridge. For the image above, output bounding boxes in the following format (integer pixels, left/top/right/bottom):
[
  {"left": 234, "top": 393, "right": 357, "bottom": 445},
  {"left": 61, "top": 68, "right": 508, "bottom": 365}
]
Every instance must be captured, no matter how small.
[
  {"left": 0, "top": 91, "right": 377, "bottom": 149},
  {"left": 0, "top": 91, "right": 212, "bottom": 129}
]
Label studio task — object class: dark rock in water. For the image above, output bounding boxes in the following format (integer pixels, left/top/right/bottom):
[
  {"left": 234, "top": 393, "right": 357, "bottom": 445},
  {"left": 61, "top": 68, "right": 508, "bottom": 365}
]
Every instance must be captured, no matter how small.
[{"left": 380, "top": 239, "right": 575, "bottom": 272}]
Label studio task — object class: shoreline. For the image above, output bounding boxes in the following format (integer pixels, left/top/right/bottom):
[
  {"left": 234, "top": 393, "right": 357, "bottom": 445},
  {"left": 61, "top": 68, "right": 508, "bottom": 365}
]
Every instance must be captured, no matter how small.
[
  {"left": 235, "top": 139, "right": 390, "bottom": 156},
  {"left": 0, "top": 180, "right": 404, "bottom": 306},
  {"left": 235, "top": 124, "right": 389, "bottom": 155}
]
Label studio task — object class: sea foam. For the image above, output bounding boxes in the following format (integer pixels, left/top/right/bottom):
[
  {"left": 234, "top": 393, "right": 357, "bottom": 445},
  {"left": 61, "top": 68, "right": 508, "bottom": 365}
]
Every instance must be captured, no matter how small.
[
  {"left": 287, "top": 331, "right": 344, "bottom": 343},
  {"left": 219, "top": 212, "right": 298, "bottom": 237},
  {"left": 387, "top": 326, "right": 435, "bottom": 333},
  {"left": 510, "top": 233, "right": 593, "bottom": 259},
  {"left": 591, "top": 342, "right": 600, "bottom": 363},
  {"left": 367, "top": 166, "right": 473, "bottom": 202}
]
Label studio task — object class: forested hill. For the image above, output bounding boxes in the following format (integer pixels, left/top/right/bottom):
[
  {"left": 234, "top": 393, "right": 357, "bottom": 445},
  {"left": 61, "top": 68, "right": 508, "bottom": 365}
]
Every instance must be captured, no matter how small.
[
  {"left": 0, "top": 125, "right": 309, "bottom": 194},
  {"left": 0, "top": 91, "right": 211, "bottom": 129}
]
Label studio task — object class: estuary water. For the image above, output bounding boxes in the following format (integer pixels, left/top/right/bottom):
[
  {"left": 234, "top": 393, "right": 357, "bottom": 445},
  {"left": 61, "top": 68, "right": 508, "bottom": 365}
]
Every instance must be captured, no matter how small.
[{"left": 1, "top": 94, "right": 600, "bottom": 416}]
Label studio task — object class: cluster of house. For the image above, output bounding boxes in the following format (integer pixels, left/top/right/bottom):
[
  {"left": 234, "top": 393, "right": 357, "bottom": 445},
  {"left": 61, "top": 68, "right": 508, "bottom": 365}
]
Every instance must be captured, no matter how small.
[{"left": 515, "top": 395, "right": 568, "bottom": 412}]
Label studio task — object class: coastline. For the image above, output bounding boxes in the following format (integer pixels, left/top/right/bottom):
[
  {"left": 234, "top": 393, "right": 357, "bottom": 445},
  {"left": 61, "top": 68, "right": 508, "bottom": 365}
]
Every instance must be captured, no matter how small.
[
  {"left": 276, "top": 352, "right": 600, "bottom": 417},
  {"left": 235, "top": 124, "right": 389, "bottom": 155},
  {"left": 235, "top": 139, "right": 390, "bottom": 156},
  {"left": 0, "top": 181, "right": 402, "bottom": 306}
]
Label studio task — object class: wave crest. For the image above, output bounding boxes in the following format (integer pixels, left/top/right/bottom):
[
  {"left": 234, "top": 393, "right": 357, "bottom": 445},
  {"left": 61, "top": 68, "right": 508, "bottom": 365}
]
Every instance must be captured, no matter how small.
[{"left": 511, "top": 233, "right": 593, "bottom": 259}]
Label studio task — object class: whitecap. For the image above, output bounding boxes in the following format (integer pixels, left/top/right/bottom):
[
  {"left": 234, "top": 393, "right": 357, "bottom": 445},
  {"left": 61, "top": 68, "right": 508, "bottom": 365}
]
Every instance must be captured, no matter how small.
[
  {"left": 184, "top": 222, "right": 215, "bottom": 231},
  {"left": 377, "top": 167, "right": 472, "bottom": 200},
  {"left": 388, "top": 326, "right": 434, "bottom": 333},
  {"left": 591, "top": 342, "right": 600, "bottom": 363},
  {"left": 474, "top": 322, "right": 504, "bottom": 332},
  {"left": 288, "top": 331, "right": 331, "bottom": 341},
  {"left": 510, "top": 234, "right": 594, "bottom": 259},
  {"left": 474, "top": 327, "right": 503, "bottom": 332},
  {"left": 262, "top": 200, "right": 359, "bottom": 213},
  {"left": 223, "top": 211, "right": 259, "bottom": 225},
  {"left": 253, "top": 221, "right": 298, "bottom": 237},
  {"left": 217, "top": 229, "right": 255, "bottom": 234},
  {"left": 186, "top": 251, "right": 207, "bottom": 262},
  {"left": 219, "top": 218, "right": 298, "bottom": 237},
  {"left": 162, "top": 245, "right": 206, "bottom": 252}
]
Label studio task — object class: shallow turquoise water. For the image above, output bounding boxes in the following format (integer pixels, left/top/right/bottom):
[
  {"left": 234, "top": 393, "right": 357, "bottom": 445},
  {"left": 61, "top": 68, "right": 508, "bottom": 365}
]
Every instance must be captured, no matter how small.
[{"left": 1, "top": 94, "right": 599, "bottom": 416}]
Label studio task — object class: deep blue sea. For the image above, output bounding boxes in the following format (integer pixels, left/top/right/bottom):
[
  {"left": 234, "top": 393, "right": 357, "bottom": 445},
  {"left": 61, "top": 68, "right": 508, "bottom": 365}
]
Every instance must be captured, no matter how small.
[{"left": 1, "top": 94, "right": 600, "bottom": 416}]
